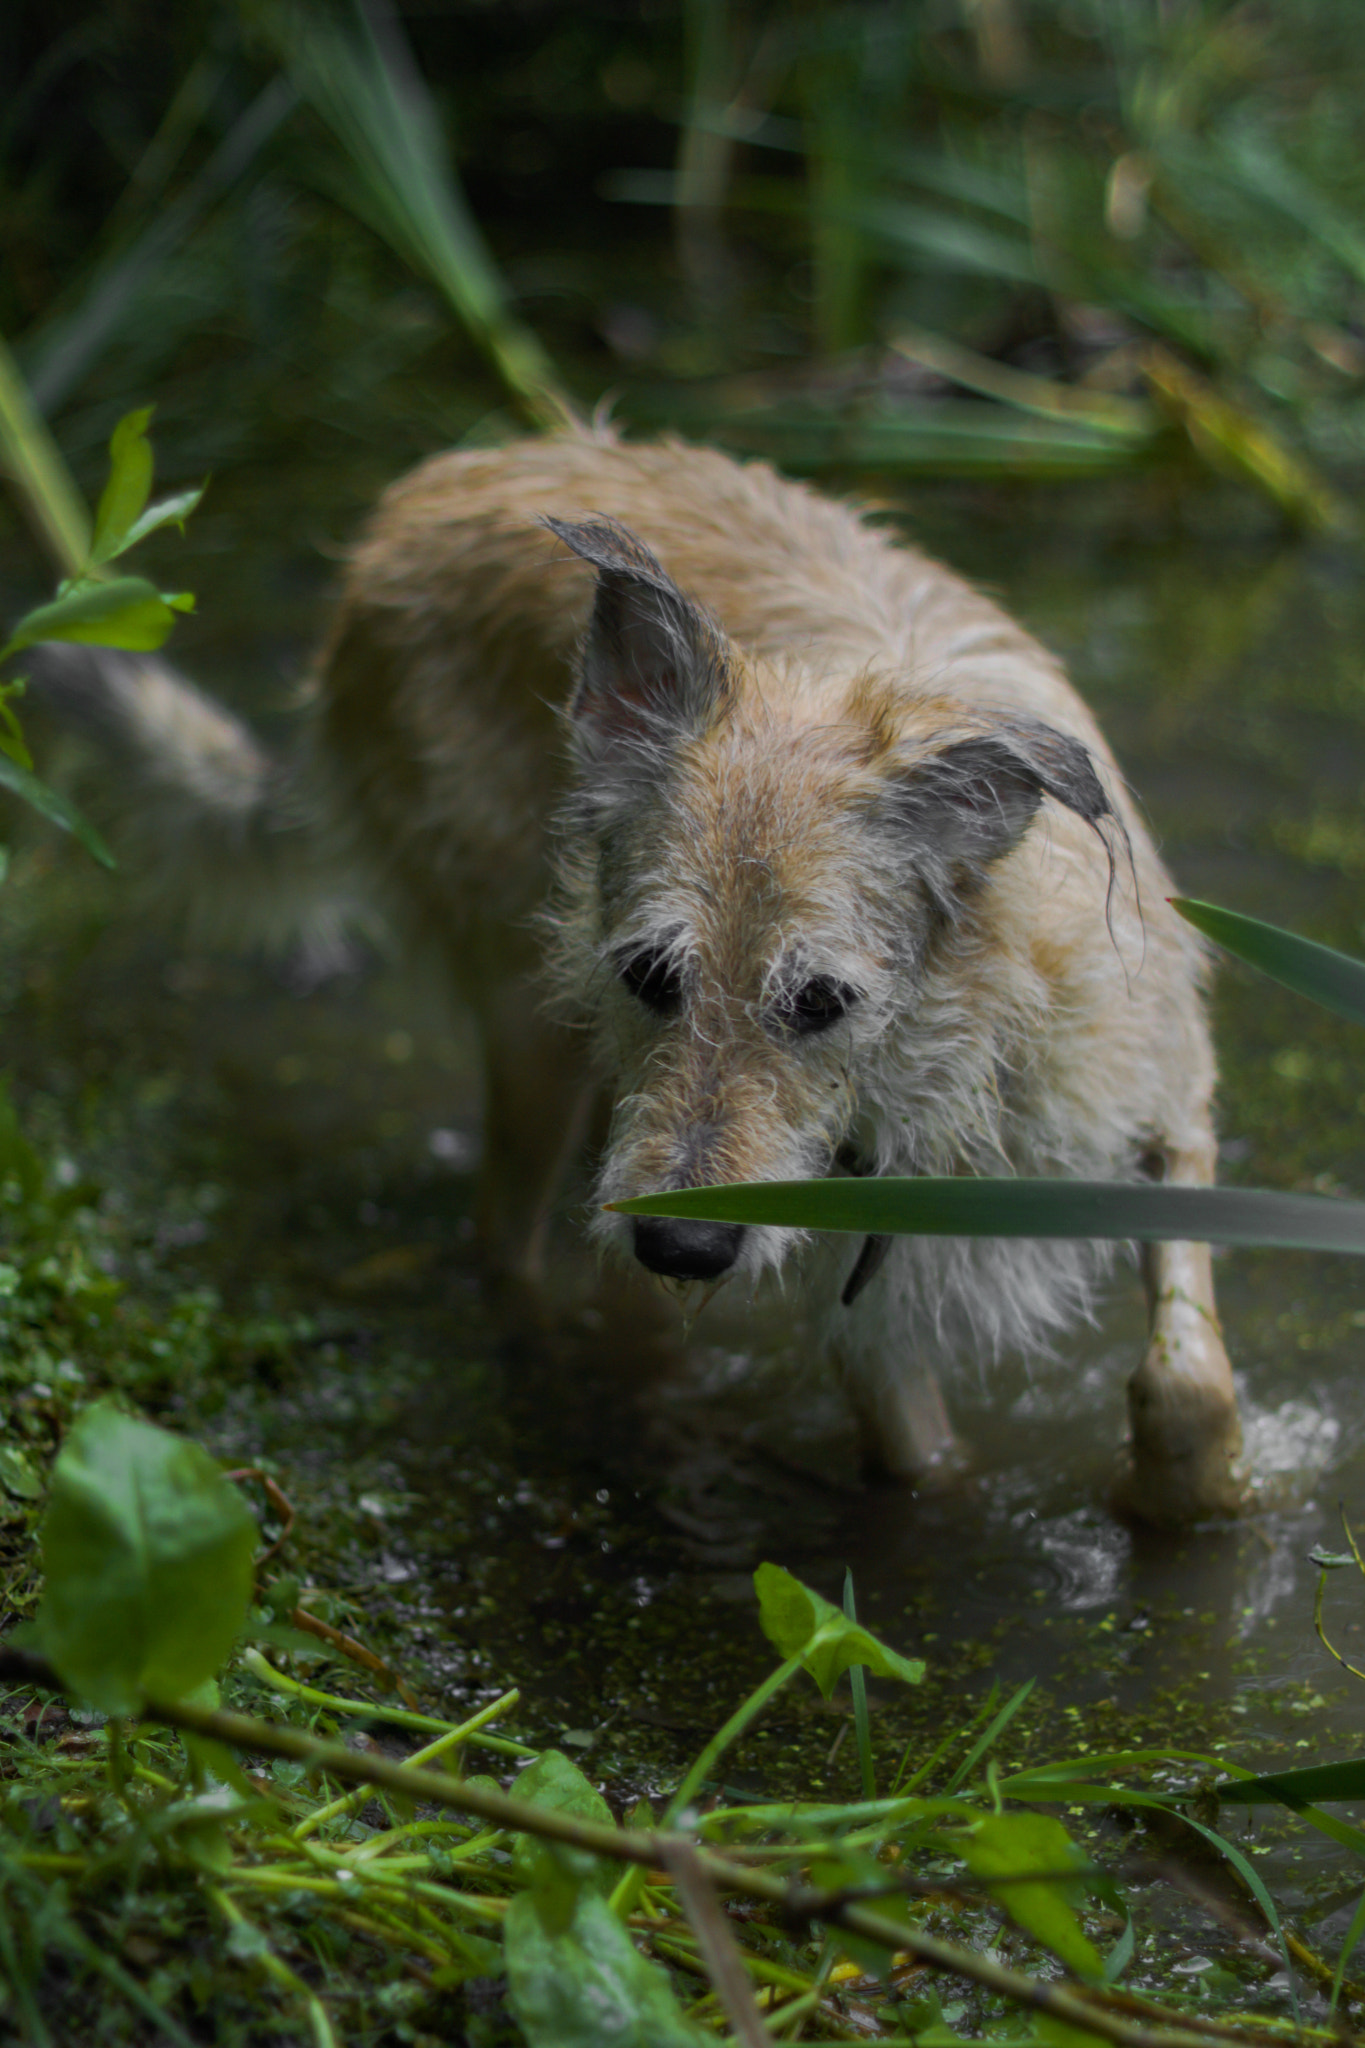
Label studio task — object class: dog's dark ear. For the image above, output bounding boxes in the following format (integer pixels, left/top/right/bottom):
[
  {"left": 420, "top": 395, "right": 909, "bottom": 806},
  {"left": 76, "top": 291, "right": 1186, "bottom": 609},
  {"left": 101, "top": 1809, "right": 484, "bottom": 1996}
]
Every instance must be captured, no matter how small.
[
  {"left": 885, "top": 717, "right": 1122, "bottom": 896},
  {"left": 547, "top": 517, "right": 731, "bottom": 761}
]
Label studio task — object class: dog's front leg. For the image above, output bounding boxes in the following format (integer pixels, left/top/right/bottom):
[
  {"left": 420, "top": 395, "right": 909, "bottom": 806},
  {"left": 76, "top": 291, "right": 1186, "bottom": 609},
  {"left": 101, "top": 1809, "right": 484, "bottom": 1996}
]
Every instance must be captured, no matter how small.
[
  {"left": 1116, "top": 1131, "right": 1246, "bottom": 1523},
  {"left": 838, "top": 1348, "right": 967, "bottom": 1486}
]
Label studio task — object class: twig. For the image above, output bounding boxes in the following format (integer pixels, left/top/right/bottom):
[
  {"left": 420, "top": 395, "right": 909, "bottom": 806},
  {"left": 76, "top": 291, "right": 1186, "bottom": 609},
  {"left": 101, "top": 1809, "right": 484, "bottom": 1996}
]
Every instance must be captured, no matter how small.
[
  {"left": 0, "top": 1645, "right": 1345, "bottom": 2048},
  {"left": 226, "top": 1468, "right": 296, "bottom": 1567},
  {"left": 662, "top": 1840, "right": 770, "bottom": 2048}
]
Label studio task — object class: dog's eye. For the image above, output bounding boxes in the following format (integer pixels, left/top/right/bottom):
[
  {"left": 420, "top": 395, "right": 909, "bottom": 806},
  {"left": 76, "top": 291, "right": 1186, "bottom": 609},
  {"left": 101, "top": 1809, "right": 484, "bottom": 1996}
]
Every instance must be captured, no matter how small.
[
  {"left": 778, "top": 975, "right": 858, "bottom": 1036},
  {"left": 618, "top": 947, "right": 683, "bottom": 1016}
]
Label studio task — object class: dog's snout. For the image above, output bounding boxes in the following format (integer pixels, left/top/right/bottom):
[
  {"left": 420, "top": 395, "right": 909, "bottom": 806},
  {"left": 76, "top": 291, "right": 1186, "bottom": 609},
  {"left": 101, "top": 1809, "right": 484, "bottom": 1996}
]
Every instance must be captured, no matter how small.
[{"left": 632, "top": 1215, "right": 745, "bottom": 1282}]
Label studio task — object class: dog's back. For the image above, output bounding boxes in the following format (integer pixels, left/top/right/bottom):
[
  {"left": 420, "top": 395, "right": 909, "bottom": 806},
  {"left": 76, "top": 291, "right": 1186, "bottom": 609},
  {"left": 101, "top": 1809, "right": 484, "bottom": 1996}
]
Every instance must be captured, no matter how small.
[{"left": 321, "top": 426, "right": 1137, "bottom": 934}]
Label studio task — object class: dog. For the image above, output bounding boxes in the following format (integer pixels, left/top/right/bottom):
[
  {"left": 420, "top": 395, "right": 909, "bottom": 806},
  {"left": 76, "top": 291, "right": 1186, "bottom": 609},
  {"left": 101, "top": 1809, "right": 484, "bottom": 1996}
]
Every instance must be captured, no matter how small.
[{"left": 24, "top": 423, "right": 1245, "bottom": 1522}]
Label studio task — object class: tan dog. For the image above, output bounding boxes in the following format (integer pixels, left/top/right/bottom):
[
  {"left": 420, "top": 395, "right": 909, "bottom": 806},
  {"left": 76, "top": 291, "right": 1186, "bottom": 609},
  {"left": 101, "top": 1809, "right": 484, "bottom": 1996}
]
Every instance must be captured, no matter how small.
[{"left": 30, "top": 425, "right": 1244, "bottom": 1521}]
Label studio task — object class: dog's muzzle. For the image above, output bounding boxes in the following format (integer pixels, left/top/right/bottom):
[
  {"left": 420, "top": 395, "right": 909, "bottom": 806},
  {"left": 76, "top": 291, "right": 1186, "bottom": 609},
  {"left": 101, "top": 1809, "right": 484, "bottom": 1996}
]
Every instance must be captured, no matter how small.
[{"left": 632, "top": 1215, "right": 745, "bottom": 1283}]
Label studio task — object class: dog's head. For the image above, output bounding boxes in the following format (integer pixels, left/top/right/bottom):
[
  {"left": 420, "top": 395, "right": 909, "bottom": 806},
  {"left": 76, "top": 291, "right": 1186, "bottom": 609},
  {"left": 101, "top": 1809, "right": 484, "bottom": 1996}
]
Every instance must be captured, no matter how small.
[{"left": 545, "top": 517, "right": 1126, "bottom": 1296}]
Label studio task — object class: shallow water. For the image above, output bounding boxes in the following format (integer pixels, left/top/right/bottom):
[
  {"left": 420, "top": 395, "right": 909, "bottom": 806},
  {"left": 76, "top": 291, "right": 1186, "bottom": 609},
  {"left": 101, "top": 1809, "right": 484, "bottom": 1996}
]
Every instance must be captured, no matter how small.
[{"left": 4, "top": 465, "right": 1365, "bottom": 1977}]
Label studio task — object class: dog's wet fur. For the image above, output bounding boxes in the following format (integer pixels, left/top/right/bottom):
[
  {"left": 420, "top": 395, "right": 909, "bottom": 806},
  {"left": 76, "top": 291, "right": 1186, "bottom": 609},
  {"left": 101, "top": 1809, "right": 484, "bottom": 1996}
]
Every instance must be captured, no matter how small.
[{"left": 25, "top": 425, "right": 1245, "bottom": 1521}]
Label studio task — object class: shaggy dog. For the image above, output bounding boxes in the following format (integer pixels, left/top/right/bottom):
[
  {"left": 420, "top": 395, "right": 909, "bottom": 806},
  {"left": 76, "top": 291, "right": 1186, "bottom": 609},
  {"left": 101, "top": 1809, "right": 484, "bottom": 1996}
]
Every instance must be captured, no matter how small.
[{"left": 27, "top": 426, "right": 1244, "bottom": 1522}]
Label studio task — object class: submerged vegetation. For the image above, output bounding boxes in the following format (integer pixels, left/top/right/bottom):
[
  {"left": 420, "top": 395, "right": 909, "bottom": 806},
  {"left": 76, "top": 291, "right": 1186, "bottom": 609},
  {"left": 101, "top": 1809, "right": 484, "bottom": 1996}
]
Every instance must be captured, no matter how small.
[{"left": 5, "top": 0, "right": 1365, "bottom": 2042}]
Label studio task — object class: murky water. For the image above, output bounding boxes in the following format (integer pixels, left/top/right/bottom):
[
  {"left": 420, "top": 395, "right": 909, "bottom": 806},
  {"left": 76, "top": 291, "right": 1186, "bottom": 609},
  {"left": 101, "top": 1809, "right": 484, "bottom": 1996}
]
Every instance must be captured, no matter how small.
[{"left": 4, "top": 463, "right": 1365, "bottom": 1975}]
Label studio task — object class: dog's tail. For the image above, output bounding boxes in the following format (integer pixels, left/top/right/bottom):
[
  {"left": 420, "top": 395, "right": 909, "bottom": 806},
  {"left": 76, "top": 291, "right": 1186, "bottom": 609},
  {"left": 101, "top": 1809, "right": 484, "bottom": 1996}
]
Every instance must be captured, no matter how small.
[{"left": 17, "top": 643, "right": 367, "bottom": 960}]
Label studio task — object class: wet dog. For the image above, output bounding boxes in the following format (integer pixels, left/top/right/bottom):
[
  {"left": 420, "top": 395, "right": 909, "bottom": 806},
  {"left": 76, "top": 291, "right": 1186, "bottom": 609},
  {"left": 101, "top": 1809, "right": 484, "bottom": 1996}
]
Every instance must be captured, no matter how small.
[{"left": 26, "top": 425, "right": 1245, "bottom": 1521}]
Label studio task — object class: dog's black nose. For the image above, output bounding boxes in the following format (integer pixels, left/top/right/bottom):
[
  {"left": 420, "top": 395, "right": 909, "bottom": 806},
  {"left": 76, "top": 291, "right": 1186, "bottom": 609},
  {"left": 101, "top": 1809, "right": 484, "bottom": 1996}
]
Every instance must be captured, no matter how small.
[{"left": 632, "top": 1215, "right": 745, "bottom": 1282}]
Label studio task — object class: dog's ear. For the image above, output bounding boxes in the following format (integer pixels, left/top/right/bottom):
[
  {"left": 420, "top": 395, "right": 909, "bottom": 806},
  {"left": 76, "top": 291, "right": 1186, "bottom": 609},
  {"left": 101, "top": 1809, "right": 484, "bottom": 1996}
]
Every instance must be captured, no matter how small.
[
  {"left": 884, "top": 717, "right": 1123, "bottom": 895},
  {"left": 546, "top": 517, "right": 731, "bottom": 761}
]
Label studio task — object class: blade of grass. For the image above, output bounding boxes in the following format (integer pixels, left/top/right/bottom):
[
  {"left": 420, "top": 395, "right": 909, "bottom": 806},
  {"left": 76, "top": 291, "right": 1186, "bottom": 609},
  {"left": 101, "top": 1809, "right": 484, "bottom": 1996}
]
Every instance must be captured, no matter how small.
[
  {"left": 1329, "top": 1888, "right": 1365, "bottom": 2019},
  {"left": 894, "top": 1686, "right": 998, "bottom": 1797},
  {"left": 611, "top": 1177, "right": 1365, "bottom": 1255},
  {"left": 662, "top": 396, "right": 1151, "bottom": 476},
  {"left": 892, "top": 326, "right": 1154, "bottom": 438},
  {"left": 273, "top": 0, "right": 568, "bottom": 431},
  {"left": 944, "top": 1680, "right": 1035, "bottom": 1796},
  {"left": 1139, "top": 345, "right": 1345, "bottom": 532},
  {"left": 842, "top": 1570, "right": 874, "bottom": 1803},
  {"left": 24, "top": 78, "right": 297, "bottom": 417},
  {"left": 1173, "top": 899, "right": 1365, "bottom": 1029},
  {"left": 0, "top": 334, "right": 90, "bottom": 577},
  {"left": 1219, "top": 129, "right": 1365, "bottom": 293},
  {"left": 1217, "top": 1761, "right": 1365, "bottom": 1807}
]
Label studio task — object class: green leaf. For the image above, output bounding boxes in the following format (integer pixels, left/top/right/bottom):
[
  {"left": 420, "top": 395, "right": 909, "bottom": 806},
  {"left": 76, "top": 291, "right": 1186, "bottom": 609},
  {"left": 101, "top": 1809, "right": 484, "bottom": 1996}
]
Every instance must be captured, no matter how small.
[
  {"left": 754, "top": 1562, "right": 924, "bottom": 1701},
  {"left": 944, "top": 1680, "right": 1035, "bottom": 1794},
  {"left": 1173, "top": 899, "right": 1365, "bottom": 1028},
  {"left": 510, "top": 1749, "right": 616, "bottom": 1895},
  {"left": 1218, "top": 1760, "right": 1365, "bottom": 1807},
  {"left": 89, "top": 409, "right": 154, "bottom": 568},
  {"left": 0, "top": 749, "right": 115, "bottom": 866},
  {"left": 0, "top": 676, "right": 33, "bottom": 768},
  {"left": 1035, "top": 2015, "right": 1110, "bottom": 2048},
  {"left": 1, "top": 575, "right": 184, "bottom": 661},
  {"left": 102, "top": 484, "right": 206, "bottom": 563},
  {"left": 31, "top": 1401, "right": 257, "bottom": 1715},
  {"left": 1310, "top": 1547, "right": 1359, "bottom": 1569},
  {"left": 0, "top": 1444, "right": 44, "bottom": 1501},
  {"left": 504, "top": 1888, "right": 708, "bottom": 2047},
  {"left": 614, "top": 1177, "right": 1365, "bottom": 1256},
  {"left": 429, "top": 1929, "right": 505, "bottom": 1988},
  {"left": 954, "top": 1811, "right": 1103, "bottom": 1979}
]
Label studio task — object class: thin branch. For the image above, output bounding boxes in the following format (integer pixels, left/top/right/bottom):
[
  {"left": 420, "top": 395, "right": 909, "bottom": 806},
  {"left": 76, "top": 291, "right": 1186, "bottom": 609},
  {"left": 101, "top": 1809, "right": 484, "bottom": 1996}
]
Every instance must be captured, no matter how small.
[{"left": 0, "top": 1646, "right": 1349, "bottom": 2048}]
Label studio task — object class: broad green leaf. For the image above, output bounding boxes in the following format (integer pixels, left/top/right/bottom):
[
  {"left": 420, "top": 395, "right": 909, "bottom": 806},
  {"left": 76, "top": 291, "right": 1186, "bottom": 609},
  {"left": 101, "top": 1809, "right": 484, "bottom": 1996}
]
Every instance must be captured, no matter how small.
[
  {"left": 954, "top": 1811, "right": 1103, "bottom": 1979},
  {"left": 504, "top": 1889, "right": 707, "bottom": 2047},
  {"left": 0, "top": 750, "right": 114, "bottom": 867},
  {"left": 510, "top": 1749, "right": 616, "bottom": 1895},
  {"left": 89, "top": 408, "right": 154, "bottom": 568},
  {"left": 32, "top": 1401, "right": 257, "bottom": 1715},
  {"left": 1, "top": 575, "right": 185, "bottom": 661},
  {"left": 614, "top": 1177, "right": 1365, "bottom": 1256},
  {"left": 1218, "top": 1760, "right": 1365, "bottom": 1807},
  {"left": 1173, "top": 899, "right": 1365, "bottom": 1028},
  {"left": 0, "top": 1444, "right": 43, "bottom": 1501},
  {"left": 754, "top": 1562, "right": 924, "bottom": 1700}
]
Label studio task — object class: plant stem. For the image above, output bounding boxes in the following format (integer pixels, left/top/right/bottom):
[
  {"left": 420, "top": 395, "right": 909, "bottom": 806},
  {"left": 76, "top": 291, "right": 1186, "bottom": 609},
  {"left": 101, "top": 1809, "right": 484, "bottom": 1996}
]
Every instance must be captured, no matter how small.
[
  {"left": 0, "top": 337, "right": 90, "bottom": 577},
  {"left": 662, "top": 1655, "right": 804, "bottom": 1825},
  {"left": 241, "top": 1648, "right": 534, "bottom": 1751},
  {"left": 0, "top": 1647, "right": 1341, "bottom": 2048},
  {"left": 843, "top": 1569, "right": 875, "bottom": 1802},
  {"left": 292, "top": 1684, "right": 521, "bottom": 1840}
]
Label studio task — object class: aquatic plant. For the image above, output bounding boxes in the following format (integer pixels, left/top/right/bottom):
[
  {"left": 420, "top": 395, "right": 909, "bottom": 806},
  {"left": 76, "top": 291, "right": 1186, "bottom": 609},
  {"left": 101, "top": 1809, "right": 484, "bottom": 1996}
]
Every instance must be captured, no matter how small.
[
  {"left": 6, "top": 2, "right": 1365, "bottom": 521},
  {"left": 0, "top": 1399, "right": 1346, "bottom": 2044},
  {"left": 626, "top": 0, "right": 1362, "bottom": 523},
  {"left": 0, "top": 389, "right": 203, "bottom": 868}
]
